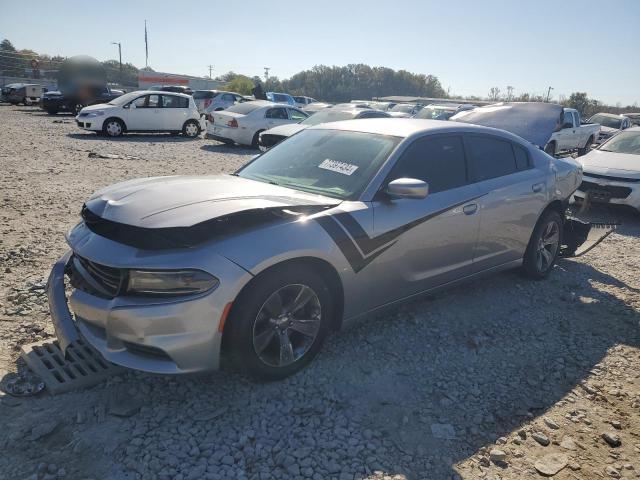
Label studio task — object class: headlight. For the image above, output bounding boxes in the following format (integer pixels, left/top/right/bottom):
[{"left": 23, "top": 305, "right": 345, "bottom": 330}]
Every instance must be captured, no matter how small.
[
  {"left": 86, "top": 110, "right": 105, "bottom": 118},
  {"left": 127, "top": 269, "right": 219, "bottom": 296}
]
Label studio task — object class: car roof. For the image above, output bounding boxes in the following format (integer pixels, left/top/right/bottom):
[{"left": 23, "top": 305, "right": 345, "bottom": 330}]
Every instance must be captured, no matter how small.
[
  {"left": 309, "top": 118, "right": 503, "bottom": 138},
  {"left": 139, "top": 90, "right": 192, "bottom": 98}
]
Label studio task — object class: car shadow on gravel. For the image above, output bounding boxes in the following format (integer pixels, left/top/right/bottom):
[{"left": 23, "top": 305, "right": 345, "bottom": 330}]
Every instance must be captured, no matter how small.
[
  {"left": 2, "top": 260, "right": 639, "bottom": 479},
  {"left": 200, "top": 143, "right": 258, "bottom": 156},
  {"left": 67, "top": 132, "right": 202, "bottom": 143}
]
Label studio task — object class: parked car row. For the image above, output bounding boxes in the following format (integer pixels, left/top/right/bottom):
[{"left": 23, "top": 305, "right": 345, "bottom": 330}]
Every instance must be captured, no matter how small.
[{"left": 1, "top": 83, "right": 47, "bottom": 105}]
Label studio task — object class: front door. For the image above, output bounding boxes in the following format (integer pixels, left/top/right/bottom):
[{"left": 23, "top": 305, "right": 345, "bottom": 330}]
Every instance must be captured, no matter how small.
[
  {"left": 264, "top": 107, "right": 291, "bottom": 129},
  {"left": 357, "top": 134, "right": 482, "bottom": 306},
  {"left": 125, "top": 94, "right": 164, "bottom": 130}
]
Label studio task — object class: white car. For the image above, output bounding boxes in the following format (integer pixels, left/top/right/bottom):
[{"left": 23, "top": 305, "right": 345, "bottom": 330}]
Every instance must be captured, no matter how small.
[
  {"left": 75, "top": 91, "right": 204, "bottom": 138},
  {"left": 196, "top": 90, "right": 246, "bottom": 114},
  {"left": 387, "top": 103, "right": 424, "bottom": 118},
  {"left": 573, "top": 127, "right": 640, "bottom": 211},
  {"left": 588, "top": 112, "right": 633, "bottom": 144},
  {"left": 206, "top": 100, "right": 309, "bottom": 147}
]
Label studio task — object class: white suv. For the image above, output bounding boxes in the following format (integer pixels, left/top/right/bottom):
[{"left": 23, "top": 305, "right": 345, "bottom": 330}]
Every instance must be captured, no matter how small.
[{"left": 75, "top": 91, "right": 204, "bottom": 138}]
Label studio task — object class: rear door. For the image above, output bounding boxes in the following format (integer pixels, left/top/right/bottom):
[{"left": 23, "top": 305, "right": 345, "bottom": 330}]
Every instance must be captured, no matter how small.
[
  {"left": 364, "top": 134, "right": 482, "bottom": 303},
  {"left": 265, "top": 107, "right": 290, "bottom": 129},
  {"left": 160, "top": 94, "right": 189, "bottom": 130},
  {"left": 465, "top": 134, "right": 547, "bottom": 271}
]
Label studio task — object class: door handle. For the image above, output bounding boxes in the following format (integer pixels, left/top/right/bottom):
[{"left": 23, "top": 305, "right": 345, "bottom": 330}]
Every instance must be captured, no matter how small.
[
  {"left": 463, "top": 203, "right": 478, "bottom": 215},
  {"left": 532, "top": 183, "right": 544, "bottom": 193}
]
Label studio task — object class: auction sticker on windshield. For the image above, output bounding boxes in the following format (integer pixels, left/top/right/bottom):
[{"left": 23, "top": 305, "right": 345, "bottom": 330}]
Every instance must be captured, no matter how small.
[{"left": 318, "top": 159, "right": 358, "bottom": 175}]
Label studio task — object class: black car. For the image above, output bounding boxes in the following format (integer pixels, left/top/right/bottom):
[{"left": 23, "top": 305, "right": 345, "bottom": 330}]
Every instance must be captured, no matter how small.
[
  {"left": 40, "top": 85, "right": 124, "bottom": 115},
  {"left": 158, "top": 85, "right": 193, "bottom": 95}
]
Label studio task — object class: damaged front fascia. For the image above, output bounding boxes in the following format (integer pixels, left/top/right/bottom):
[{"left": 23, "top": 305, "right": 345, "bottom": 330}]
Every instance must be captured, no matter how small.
[{"left": 80, "top": 203, "right": 333, "bottom": 250}]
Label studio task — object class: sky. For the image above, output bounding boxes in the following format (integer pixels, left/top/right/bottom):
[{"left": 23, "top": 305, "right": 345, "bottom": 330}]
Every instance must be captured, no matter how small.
[{"left": 1, "top": 0, "right": 638, "bottom": 106}]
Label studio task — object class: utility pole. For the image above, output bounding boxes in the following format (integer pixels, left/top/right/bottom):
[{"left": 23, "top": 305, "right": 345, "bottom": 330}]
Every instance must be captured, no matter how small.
[
  {"left": 207, "top": 65, "right": 213, "bottom": 79},
  {"left": 546, "top": 86, "right": 554, "bottom": 103},
  {"left": 111, "top": 42, "right": 122, "bottom": 84},
  {"left": 264, "top": 67, "right": 270, "bottom": 84}
]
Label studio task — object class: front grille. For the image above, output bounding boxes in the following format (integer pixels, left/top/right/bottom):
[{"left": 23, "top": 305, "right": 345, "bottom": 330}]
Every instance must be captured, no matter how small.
[
  {"left": 583, "top": 172, "right": 640, "bottom": 183},
  {"left": 579, "top": 180, "right": 632, "bottom": 201},
  {"left": 68, "top": 254, "right": 125, "bottom": 298}
]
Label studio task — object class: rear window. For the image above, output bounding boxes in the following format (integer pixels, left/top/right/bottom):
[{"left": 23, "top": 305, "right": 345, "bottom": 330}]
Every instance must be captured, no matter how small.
[
  {"left": 466, "top": 135, "right": 518, "bottom": 181},
  {"left": 227, "top": 102, "right": 261, "bottom": 115},
  {"left": 273, "top": 94, "right": 290, "bottom": 103},
  {"left": 193, "top": 90, "right": 216, "bottom": 99}
]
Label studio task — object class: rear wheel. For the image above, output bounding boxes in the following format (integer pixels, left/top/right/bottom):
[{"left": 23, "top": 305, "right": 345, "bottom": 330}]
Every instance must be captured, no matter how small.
[
  {"left": 522, "top": 210, "right": 563, "bottom": 279},
  {"left": 224, "top": 265, "right": 333, "bottom": 380},
  {"left": 578, "top": 136, "right": 594, "bottom": 156},
  {"left": 251, "top": 130, "right": 264, "bottom": 148},
  {"left": 182, "top": 120, "right": 200, "bottom": 138},
  {"left": 103, "top": 118, "right": 125, "bottom": 137}
]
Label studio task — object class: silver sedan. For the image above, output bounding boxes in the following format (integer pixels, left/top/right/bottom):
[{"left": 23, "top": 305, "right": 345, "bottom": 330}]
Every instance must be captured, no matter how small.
[{"left": 49, "top": 106, "right": 583, "bottom": 379}]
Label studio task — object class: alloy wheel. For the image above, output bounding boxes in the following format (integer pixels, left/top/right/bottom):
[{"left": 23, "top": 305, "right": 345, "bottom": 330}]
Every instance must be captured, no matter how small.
[
  {"left": 252, "top": 284, "right": 322, "bottom": 368},
  {"left": 536, "top": 220, "right": 560, "bottom": 272}
]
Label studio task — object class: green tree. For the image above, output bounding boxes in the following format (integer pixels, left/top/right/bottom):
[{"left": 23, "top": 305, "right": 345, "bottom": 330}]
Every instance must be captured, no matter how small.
[
  {"left": 101, "top": 60, "right": 139, "bottom": 87},
  {"left": 0, "top": 39, "right": 24, "bottom": 76},
  {"left": 225, "top": 74, "right": 254, "bottom": 95}
]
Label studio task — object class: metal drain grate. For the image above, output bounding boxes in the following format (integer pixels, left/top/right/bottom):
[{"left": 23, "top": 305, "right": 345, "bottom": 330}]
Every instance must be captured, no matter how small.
[{"left": 20, "top": 339, "right": 124, "bottom": 395}]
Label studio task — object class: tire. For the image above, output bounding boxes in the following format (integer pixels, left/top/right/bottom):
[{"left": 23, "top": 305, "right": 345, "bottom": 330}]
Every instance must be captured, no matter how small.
[
  {"left": 224, "top": 265, "right": 333, "bottom": 380},
  {"left": 577, "top": 136, "right": 594, "bottom": 156},
  {"left": 72, "top": 103, "right": 84, "bottom": 115},
  {"left": 522, "top": 210, "right": 563, "bottom": 279},
  {"left": 251, "top": 130, "right": 264, "bottom": 148},
  {"left": 544, "top": 141, "right": 556, "bottom": 156},
  {"left": 182, "top": 120, "right": 200, "bottom": 138},
  {"left": 102, "top": 118, "right": 125, "bottom": 137}
]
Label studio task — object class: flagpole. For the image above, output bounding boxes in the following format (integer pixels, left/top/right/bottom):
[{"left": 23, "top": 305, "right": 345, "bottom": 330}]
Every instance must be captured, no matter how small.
[{"left": 144, "top": 20, "right": 148, "bottom": 68}]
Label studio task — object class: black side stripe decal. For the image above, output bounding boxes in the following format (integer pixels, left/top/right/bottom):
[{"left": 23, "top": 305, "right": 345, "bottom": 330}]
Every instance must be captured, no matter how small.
[{"left": 315, "top": 194, "right": 484, "bottom": 273}]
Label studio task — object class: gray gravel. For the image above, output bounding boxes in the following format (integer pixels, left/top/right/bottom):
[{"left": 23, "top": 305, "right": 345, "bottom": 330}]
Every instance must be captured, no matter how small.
[{"left": 1, "top": 105, "right": 639, "bottom": 480}]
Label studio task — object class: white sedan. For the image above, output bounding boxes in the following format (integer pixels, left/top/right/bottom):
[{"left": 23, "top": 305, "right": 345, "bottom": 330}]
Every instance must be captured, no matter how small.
[
  {"left": 75, "top": 91, "right": 204, "bottom": 138},
  {"left": 206, "top": 100, "right": 309, "bottom": 147},
  {"left": 574, "top": 127, "right": 640, "bottom": 211}
]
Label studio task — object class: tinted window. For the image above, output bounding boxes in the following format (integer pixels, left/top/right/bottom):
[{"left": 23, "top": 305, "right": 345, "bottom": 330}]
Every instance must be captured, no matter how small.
[
  {"left": 162, "top": 95, "right": 189, "bottom": 108},
  {"left": 193, "top": 90, "right": 215, "bottom": 99},
  {"left": 222, "top": 93, "right": 234, "bottom": 101},
  {"left": 266, "top": 107, "right": 288, "bottom": 119},
  {"left": 514, "top": 145, "right": 530, "bottom": 170},
  {"left": 466, "top": 136, "right": 517, "bottom": 181},
  {"left": 147, "top": 95, "right": 160, "bottom": 108},
  {"left": 389, "top": 136, "right": 467, "bottom": 194}
]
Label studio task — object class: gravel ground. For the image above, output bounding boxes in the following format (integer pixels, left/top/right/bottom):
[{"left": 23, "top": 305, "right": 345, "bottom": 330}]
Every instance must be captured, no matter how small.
[{"left": 0, "top": 105, "right": 639, "bottom": 480}]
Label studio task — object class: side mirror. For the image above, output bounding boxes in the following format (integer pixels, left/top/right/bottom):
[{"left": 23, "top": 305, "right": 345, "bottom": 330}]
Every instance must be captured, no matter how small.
[{"left": 385, "top": 178, "right": 429, "bottom": 199}]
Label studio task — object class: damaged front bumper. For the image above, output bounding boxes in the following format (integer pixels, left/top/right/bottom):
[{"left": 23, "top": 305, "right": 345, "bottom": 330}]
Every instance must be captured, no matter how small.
[
  {"left": 47, "top": 251, "right": 79, "bottom": 352},
  {"left": 561, "top": 216, "right": 618, "bottom": 257}
]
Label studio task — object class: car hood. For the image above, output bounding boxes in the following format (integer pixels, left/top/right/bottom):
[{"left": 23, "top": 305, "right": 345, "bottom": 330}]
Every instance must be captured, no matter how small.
[
  {"left": 387, "top": 112, "right": 412, "bottom": 118},
  {"left": 599, "top": 126, "right": 618, "bottom": 135},
  {"left": 578, "top": 149, "right": 640, "bottom": 178},
  {"left": 84, "top": 174, "right": 340, "bottom": 229},
  {"left": 451, "top": 102, "right": 563, "bottom": 148},
  {"left": 81, "top": 103, "right": 115, "bottom": 112},
  {"left": 262, "top": 123, "right": 308, "bottom": 137}
]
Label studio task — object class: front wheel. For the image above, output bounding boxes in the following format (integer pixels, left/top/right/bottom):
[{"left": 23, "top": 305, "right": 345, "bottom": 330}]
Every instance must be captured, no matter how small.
[
  {"left": 224, "top": 265, "right": 333, "bottom": 380},
  {"left": 73, "top": 103, "right": 84, "bottom": 115},
  {"left": 522, "top": 210, "right": 563, "bottom": 279},
  {"left": 103, "top": 118, "right": 125, "bottom": 137},
  {"left": 182, "top": 120, "right": 200, "bottom": 138}
]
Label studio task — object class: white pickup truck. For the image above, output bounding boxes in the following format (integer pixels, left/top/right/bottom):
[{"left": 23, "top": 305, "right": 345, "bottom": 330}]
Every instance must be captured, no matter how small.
[{"left": 545, "top": 108, "right": 600, "bottom": 156}]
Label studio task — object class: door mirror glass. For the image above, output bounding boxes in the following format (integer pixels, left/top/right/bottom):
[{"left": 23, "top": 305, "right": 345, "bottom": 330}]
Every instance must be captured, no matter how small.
[{"left": 385, "top": 178, "right": 429, "bottom": 199}]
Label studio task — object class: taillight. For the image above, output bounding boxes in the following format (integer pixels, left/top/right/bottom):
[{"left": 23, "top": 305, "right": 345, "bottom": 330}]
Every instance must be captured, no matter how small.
[
  {"left": 207, "top": 114, "right": 214, "bottom": 123},
  {"left": 227, "top": 118, "right": 238, "bottom": 128}
]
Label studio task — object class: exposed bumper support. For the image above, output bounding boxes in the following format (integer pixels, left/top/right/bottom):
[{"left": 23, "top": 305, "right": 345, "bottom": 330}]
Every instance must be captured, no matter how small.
[{"left": 47, "top": 250, "right": 79, "bottom": 353}]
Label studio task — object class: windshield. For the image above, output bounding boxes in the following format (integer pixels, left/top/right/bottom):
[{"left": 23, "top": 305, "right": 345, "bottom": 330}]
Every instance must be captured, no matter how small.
[
  {"left": 390, "top": 104, "right": 413, "bottom": 113},
  {"left": 599, "top": 131, "right": 640, "bottom": 155},
  {"left": 237, "top": 129, "right": 401, "bottom": 199},
  {"left": 415, "top": 106, "right": 455, "bottom": 120},
  {"left": 107, "top": 91, "right": 140, "bottom": 106},
  {"left": 193, "top": 90, "right": 217, "bottom": 99},
  {"left": 589, "top": 114, "right": 622, "bottom": 129},
  {"left": 301, "top": 109, "right": 357, "bottom": 126}
]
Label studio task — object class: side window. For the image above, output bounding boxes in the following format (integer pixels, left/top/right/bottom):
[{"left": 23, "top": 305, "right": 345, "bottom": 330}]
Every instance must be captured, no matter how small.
[
  {"left": 266, "top": 108, "right": 288, "bottom": 119},
  {"left": 147, "top": 94, "right": 160, "bottom": 108},
  {"left": 513, "top": 144, "right": 531, "bottom": 170},
  {"left": 132, "top": 96, "right": 147, "bottom": 108},
  {"left": 562, "top": 111, "right": 574, "bottom": 128},
  {"left": 222, "top": 93, "right": 234, "bottom": 102},
  {"left": 288, "top": 109, "right": 307, "bottom": 121},
  {"left": 466, "top": 135, "right": 518, "bottom": 181},
  {"left": 389, "top": 136, "right": 468, "bottom": 194},
  {"left": 161, "top": 95, "right": 188, "bottom": 108}
]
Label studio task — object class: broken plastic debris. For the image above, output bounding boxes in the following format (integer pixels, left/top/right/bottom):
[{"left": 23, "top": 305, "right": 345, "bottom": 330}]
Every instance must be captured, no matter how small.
[{"left": 1, "top": 372, "right": 46, "bottom": 397}]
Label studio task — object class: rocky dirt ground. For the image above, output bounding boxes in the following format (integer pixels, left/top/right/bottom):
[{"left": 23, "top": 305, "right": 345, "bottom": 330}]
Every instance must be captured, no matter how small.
[{"left": 0, "top": 105, "right": 638, "bottom": 480}]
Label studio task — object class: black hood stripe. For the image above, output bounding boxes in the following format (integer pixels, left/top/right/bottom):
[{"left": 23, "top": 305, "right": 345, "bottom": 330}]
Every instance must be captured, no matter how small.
[{"left": 316, "top": 194, "right": 484, "bottom": 273}]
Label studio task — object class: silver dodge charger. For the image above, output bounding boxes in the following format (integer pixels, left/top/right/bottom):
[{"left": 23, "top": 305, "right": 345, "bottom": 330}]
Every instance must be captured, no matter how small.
[{"left": 48, "top": 103, "right": 583, "bottom": 379}]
